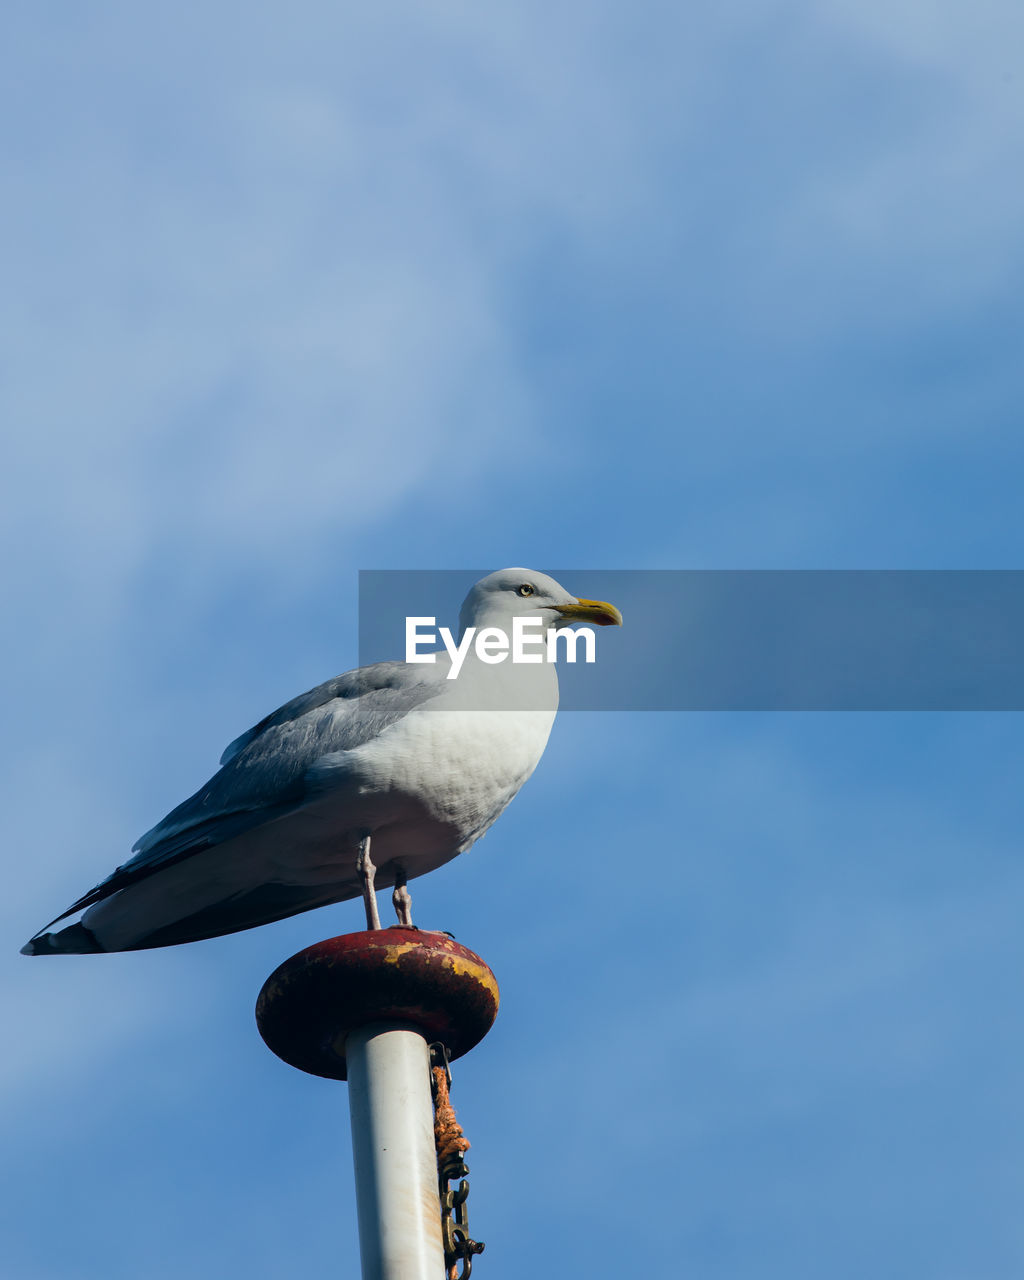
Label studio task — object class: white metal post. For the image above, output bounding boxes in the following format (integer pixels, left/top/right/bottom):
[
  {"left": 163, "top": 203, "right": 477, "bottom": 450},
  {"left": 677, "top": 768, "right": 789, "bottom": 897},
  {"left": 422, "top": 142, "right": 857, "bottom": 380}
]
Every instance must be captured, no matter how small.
[{"left": 346, "top": 1021, "right": 446, "bottom": 1280}]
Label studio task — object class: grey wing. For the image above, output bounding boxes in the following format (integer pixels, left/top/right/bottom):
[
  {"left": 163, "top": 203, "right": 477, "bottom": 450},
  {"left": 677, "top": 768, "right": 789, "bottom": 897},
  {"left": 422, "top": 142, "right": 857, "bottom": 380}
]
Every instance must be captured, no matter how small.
[
  {"left": 217, "top": 661, "right": 446, "bottom": 765},
  {"left": 44, "top": 661, "right": 446, "bottom": 927}
]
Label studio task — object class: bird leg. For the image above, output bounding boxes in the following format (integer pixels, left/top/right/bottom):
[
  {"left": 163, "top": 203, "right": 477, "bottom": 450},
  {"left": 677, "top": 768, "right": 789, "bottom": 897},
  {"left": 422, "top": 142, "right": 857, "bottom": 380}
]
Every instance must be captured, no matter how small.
[
  {"left": 392, "top": 867, "right": 413, "bottom": 927},
  {"left": 356, "top": 834, "right": 382, "bottom": 931}
]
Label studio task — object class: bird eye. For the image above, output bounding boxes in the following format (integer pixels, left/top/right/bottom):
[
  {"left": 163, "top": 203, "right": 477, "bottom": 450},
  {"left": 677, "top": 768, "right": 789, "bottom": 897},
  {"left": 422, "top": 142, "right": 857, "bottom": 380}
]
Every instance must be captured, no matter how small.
[{"left": 517, "top": 583, "right": 535, "bottom": 597}]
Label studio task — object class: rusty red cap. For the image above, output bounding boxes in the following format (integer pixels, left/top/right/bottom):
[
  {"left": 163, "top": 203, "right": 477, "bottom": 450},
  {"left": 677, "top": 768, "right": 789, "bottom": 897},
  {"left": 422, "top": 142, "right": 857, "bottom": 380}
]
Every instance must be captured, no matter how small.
[{"left": 255, "top": 927, "right": 500, "bottom": 1080}]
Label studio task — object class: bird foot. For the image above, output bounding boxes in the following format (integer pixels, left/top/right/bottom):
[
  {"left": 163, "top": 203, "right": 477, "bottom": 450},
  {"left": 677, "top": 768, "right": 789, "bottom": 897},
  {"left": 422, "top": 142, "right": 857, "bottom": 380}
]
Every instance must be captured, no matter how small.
[
  {"left": 392, "top": 869, "right": 413, "bottom": 927},
  {"left": 356, "top": 835, "right": 382, "bottom": 931}
]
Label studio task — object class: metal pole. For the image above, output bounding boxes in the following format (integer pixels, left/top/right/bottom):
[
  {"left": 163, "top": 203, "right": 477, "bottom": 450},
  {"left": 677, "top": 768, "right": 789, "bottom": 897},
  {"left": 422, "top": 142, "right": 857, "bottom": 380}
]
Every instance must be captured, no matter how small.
[
  {"left": 256, "top": 928, "right": 500, "bottom": 1276},
  {"left": 346, "top": 1021, "right": 445, "bottom": 1280}
]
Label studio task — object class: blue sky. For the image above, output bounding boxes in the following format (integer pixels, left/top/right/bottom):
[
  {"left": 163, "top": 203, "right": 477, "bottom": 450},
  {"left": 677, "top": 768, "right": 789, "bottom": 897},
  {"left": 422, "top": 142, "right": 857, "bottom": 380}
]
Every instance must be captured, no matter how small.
[{"left": 4, "top": 1, "right": 1024, "bottom": 1276}]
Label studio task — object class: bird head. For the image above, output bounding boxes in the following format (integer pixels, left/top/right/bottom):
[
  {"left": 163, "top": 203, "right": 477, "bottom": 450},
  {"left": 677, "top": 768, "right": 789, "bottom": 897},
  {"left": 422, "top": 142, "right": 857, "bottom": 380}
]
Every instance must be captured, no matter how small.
[{"left": 458, "top": 568, "right": 622, "bottom": 637}]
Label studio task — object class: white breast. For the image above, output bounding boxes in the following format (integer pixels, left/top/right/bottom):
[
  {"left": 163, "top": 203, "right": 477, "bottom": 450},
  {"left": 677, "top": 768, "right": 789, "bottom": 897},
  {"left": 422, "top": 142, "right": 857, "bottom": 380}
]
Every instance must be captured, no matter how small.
[{"left": 343, "top": 654, "right": 559, "bottom": 844}]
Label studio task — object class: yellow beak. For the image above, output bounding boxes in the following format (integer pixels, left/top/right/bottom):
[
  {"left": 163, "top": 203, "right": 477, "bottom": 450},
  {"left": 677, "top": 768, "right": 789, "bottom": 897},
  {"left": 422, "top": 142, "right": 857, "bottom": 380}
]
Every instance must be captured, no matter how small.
[{"left": 550, "top": 597, "right": 623, "bottom": 627}]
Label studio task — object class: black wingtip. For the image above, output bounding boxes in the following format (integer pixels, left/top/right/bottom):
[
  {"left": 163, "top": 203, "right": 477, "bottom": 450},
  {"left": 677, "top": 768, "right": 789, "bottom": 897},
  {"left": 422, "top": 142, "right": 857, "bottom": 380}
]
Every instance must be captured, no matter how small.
[{"left": 20, "top": 923, "right": 104, "bottom": 956}]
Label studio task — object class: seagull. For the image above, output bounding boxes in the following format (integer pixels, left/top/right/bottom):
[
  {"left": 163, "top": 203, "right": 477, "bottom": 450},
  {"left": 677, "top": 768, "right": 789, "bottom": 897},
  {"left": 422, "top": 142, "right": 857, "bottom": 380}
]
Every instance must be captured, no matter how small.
[{"left": 22, "top": 569, "right": 621, "bottom": 954}]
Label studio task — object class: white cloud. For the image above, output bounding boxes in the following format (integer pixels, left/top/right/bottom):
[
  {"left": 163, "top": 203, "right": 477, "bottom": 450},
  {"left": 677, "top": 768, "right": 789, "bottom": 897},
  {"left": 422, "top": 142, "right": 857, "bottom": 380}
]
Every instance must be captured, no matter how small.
[{"left": 5, "top": 0, "right": 1022, "bottom": 628}]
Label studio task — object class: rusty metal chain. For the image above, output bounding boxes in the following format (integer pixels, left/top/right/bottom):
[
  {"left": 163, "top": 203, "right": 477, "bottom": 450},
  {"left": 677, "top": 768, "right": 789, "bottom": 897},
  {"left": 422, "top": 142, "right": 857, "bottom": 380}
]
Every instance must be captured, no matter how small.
[{"left": 429, "top": 1043, "right": 485, "bottom": 1280}]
